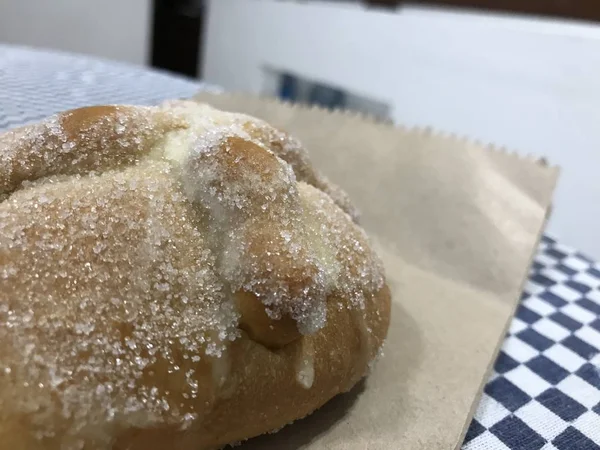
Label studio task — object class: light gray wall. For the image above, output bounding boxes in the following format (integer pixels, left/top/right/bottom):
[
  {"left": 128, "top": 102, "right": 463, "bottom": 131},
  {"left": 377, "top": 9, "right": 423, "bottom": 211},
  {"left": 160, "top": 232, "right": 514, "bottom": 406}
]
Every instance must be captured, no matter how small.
[{"left": 0, "top": 0, "right": 151, "bottom": 65}]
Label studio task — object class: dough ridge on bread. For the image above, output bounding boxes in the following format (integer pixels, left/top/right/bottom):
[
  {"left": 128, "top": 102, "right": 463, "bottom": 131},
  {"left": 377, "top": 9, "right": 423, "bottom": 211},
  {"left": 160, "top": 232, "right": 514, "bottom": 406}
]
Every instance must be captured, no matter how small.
[{"left": 0, "top": 101, "right": 391, "bottom": 450}]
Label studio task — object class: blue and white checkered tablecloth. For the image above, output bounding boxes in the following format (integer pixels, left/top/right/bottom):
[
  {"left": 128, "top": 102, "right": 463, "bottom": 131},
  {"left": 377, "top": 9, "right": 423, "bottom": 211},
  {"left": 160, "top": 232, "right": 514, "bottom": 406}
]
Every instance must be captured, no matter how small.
[
  {"left": 465, "top": 235, "right": 600, "bottom": 450},
  {"left": 1, "top": 44, "right": 599, "bottom": 450}
]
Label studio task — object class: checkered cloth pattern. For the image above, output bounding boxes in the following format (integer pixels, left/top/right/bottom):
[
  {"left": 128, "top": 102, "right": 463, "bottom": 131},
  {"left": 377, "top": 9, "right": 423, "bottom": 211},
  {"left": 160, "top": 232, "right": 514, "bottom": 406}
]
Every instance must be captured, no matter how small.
[
  {"left": 0, "top": 44, "right": 213, "bottom": 130},
  {"left": 1, "top": 44, "right": 599, "bottom": 450},
  {"left": 464, "top": 235, "right": 600, "bottom": 450}
]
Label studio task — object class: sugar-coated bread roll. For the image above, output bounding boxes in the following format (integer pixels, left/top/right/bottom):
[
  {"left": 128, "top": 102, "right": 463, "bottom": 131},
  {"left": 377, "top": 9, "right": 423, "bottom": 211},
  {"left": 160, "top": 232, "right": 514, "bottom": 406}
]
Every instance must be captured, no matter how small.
[{"left": 0, "top": 101, "right": 391, "bottom": 450}]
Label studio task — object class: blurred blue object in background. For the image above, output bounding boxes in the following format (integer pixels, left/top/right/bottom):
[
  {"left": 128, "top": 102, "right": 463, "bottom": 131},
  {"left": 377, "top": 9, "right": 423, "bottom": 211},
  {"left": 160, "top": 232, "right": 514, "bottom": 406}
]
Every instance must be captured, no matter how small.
[
  {"left": 308, "top": 82, "right": 346, "bottom": 109},
  {"left": 279, "top": 73, "right": 298, "bottom": 101},
  {"left": 278, "top": 72, "right": 346, "bottom": 110}
]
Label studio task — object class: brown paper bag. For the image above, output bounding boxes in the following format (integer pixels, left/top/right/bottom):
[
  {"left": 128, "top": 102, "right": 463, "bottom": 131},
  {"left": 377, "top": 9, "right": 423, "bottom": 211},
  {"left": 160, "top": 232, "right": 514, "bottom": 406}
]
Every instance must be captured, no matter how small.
[{"left": 193, "top": 92, "right": 559, "bottom": 450}]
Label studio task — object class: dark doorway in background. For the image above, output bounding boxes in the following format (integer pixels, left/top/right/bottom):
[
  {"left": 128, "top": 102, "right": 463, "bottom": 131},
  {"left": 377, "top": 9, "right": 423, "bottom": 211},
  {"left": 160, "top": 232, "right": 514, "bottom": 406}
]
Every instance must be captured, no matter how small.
[{"left": 151, "top": 0, "right": 204, "bottom": 78}]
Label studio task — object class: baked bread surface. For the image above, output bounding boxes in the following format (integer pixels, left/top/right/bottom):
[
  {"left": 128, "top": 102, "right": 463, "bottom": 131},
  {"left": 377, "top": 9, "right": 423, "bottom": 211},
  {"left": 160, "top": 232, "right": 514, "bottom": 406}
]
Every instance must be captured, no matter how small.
[{"left": 0, "top": 101, "right": 391, "bottom": 450}]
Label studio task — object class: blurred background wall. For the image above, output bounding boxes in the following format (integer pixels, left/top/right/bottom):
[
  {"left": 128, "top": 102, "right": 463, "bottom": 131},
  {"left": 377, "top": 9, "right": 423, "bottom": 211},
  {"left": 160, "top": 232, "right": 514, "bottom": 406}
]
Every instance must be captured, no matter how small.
[{"left": 0, "top": 0, "right": 151, "bottom": 64}]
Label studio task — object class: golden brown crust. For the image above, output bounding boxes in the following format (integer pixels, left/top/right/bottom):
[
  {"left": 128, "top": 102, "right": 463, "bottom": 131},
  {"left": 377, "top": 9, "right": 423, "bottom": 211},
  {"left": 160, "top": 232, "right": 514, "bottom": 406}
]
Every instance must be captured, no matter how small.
[
  {"left": 234, "top": 291, "right": 301, "bottom": 348},
  {"left": 242, "top": 121, "right": 359, "bottom": 220},
  {"left": 0, "top": 101, "right": 390, "bottom": 450},
  {"left": 0, "top": 105, "right": 185, "bottom": 197},
  {"left": 113, "top": 286, "right": 391, "bottom": 450}
]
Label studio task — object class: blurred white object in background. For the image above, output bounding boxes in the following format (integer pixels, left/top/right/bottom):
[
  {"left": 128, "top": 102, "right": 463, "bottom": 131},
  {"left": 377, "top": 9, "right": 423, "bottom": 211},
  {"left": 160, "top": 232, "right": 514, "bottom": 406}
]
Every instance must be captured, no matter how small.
[
  {"left": 0, "top": 0, "right": 150, "bottom": 65},
  {"left": 203, "top": 0, "right": 600, "bottom": 259}
]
